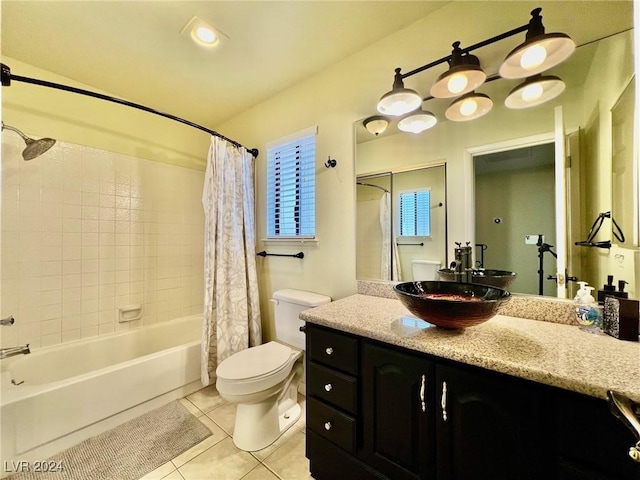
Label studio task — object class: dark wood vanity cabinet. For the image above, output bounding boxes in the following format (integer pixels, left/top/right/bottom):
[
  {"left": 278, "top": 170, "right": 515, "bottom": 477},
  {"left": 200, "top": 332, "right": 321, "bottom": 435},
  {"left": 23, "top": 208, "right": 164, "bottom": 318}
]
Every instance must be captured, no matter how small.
[{"left": 305, "top": 323, "right": 640, "bottom": 480}]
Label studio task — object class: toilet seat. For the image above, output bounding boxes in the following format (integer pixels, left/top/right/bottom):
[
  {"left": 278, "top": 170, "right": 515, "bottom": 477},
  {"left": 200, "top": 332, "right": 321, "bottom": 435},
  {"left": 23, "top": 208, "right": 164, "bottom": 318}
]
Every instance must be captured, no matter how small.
[{"left": 216, "top": 342, "right": 301, "bottom": 397}]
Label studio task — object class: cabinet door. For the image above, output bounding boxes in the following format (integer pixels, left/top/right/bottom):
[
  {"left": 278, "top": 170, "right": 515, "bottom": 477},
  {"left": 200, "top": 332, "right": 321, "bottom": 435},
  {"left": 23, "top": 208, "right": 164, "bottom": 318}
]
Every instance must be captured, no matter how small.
[
  {"left": 555, "top": 390, "right": 640, "bottom": 480},
  {"left": 436, "top": 364, "right": 547, "bottom": 480},
  {"left": 361, "top": 342, "right": 434, "bottom": 480}
]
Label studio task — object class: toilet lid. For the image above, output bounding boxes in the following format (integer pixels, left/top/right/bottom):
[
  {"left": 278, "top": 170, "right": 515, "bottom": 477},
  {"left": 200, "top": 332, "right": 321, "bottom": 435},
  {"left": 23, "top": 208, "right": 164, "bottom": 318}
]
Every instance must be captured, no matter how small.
[{"left": 216, "top": 342, "right": 293, "bottom": 381}]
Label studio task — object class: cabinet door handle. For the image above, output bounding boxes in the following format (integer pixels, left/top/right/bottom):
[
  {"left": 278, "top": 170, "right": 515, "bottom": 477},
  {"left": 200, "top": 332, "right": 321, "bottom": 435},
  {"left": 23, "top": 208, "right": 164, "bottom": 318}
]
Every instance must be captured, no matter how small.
[
  {"left": 441, "top": 381, "right": 448, "bottom": 421},
  {"left": 630, "top": 443, "right": 640, "bottom": 463},
  {"left": 420, "top": 374, "right": 426, "bottom": 412},
  {"left": 324, "top": 383, "right": 333, "bottom": 392},
  {"left": 325, "top": 347, "right": 334, "bottom": 355},
  {"left": 324, "top": 421, "right": 333, "bottom": 431}
]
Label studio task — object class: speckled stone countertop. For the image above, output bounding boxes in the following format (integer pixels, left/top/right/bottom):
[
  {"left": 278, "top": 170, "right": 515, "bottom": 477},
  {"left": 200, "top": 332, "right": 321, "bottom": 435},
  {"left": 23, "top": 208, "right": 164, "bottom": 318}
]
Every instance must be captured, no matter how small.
[{"left": 300, "top": 293, "right": 640, "bottom": 403}]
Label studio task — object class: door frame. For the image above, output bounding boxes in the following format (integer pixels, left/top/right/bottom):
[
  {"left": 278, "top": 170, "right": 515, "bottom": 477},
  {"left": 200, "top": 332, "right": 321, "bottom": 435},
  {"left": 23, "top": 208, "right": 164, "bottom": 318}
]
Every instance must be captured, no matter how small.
[{"left": 463, "top": 128, "right": 578, "bottom": 297}]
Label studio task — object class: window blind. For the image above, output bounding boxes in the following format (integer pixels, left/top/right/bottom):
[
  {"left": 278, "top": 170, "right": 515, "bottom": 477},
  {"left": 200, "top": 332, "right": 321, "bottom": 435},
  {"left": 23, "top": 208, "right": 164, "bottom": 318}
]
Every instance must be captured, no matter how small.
[
  {"left": 399, "top": 189, "right": 431, "bottom": 236},
  {"left": 266, "top": 130, "right": 316, "bottom": 238}
]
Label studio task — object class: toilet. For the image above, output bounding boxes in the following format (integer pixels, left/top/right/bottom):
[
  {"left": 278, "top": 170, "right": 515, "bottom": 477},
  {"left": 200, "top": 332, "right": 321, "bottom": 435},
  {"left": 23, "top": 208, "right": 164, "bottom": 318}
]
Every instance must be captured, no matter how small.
[
  {"left": 412, "top": 259, "right": 442, "bottom": 281},
  {"left": 215, "top": 289, "right": 331, "bottom": 451}
]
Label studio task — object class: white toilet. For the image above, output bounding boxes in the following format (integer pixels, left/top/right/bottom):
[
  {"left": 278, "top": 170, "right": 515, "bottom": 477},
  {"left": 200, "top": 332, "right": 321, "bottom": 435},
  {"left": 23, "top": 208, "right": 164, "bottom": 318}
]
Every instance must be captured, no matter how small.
[
  {"left": 412, "top": 259, "right": 442, "bottom": 281},
  {"left": 215, "top": 289, "right": 331, "bottom": 451}
]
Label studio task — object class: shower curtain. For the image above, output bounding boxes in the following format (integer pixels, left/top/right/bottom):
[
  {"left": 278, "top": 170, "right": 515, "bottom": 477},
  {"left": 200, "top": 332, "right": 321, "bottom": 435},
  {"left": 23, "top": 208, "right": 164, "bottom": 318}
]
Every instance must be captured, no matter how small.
[
  {"left": 201, "top": 137, "right": 261, "bottom": 386},
  {"left": 380, "top": 192, "right": 402, "bottom": 281}
]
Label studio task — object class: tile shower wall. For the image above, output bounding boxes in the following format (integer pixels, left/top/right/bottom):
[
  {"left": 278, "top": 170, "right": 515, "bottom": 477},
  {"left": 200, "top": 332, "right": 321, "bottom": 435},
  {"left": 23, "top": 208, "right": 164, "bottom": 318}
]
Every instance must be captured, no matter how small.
[{"left": 1, "top": 134, "right": 205, "bottom": 348}]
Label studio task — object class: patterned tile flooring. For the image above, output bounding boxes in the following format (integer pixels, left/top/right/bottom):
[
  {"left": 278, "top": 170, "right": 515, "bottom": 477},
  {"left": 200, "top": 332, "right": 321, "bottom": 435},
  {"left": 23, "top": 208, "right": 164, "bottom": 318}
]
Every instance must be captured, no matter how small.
[{"left": 137, "top": 386, "right": 312, "bottom": 480}]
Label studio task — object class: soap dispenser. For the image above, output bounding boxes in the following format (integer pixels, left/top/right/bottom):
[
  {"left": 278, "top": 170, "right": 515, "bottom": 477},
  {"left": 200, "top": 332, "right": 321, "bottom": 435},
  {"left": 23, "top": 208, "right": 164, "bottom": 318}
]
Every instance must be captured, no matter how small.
[{"left": 574, "top": 282, "right": 602, "bottom": 333}]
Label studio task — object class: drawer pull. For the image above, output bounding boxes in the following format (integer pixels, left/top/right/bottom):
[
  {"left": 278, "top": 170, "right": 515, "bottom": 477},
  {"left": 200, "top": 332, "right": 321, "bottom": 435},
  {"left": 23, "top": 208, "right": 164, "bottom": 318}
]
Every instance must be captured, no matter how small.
[
  {"left": 441, "top": 381, "right": 448, "bottom": 422},
  {"left": 325, "top": 347, "right": 334, "bottom": 355},
  {"left": 420, "top": 374, "right": 426, "bottom": 412},
  {"left": 324, "top": 421, "right": 333, "bottom": 431},
  {"left": 324, "top": 383, "right": 333, "bottom": 392}
]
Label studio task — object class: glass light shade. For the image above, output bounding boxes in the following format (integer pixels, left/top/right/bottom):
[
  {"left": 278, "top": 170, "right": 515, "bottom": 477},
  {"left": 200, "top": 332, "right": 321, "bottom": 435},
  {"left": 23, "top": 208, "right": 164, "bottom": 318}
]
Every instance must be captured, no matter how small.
[
  {"left": 430, "top": 64, "right": 486, "bottom": 99},
  {"left": 398, "top": 110, "right": 437, "bottom": 133},
  {"left": 499, "top": 33, "right": 575, "bottom": 79},
  {"left": 363, "top": 116, "right": 389, "bottom": 136},
  {"left": 377, "top": 88, "right": 423, "bottom": 116},
  {"left": 505, "top": 75, "right": 565, "bottom": 109},
  {"left": 445, "top": 93, "right": 493, "bottom": 122}
]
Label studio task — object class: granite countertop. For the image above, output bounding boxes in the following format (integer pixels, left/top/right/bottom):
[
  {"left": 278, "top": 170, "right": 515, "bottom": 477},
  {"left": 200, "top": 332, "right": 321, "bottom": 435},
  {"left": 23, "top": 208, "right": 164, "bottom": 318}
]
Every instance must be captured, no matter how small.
[{"left": 300, "top": 293, "right": 640, "bottom": 403}]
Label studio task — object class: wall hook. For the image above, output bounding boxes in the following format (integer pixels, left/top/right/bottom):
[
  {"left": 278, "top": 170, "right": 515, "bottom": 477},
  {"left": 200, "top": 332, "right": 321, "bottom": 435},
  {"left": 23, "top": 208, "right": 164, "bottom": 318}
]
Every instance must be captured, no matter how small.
[{"left": 324, "top": 156, "right": 337, "bottom": 168}]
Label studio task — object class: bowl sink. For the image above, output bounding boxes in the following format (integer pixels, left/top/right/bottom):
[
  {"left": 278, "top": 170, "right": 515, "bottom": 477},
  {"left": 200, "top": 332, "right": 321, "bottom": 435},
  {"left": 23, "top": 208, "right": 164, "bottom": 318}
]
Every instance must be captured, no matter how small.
[
  {"left": 437, "top": 268, "right": 517, "bottom": 290},
  {"left": 394, "top": 281, "right": 510, "bottom": 329}
]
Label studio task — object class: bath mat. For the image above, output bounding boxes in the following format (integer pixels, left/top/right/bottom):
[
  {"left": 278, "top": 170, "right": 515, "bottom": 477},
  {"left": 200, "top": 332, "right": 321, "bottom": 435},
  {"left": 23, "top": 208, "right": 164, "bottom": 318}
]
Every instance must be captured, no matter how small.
[{"left": 9, "top": 401, "right": 211, "bottom": 480}]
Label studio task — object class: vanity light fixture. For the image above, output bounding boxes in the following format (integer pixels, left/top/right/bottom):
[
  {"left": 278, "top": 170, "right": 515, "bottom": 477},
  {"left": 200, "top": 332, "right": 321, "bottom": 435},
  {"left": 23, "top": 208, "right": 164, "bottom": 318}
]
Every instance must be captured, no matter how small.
[
  {"left": 499, "top": 8, "right": 575, "bottom": 79},
  {"left": 181, "top": 16, "right": 228, "bottom": 48},
  {"left": 504, "top": 75, "right": 565, "bottom": 109},
  {"left": 397, "top": 109, "right": 437, "bottom": 133},
  {"left": 445, "top": 92, "right": 493, "bottom": 122},
  {"left": 374, "top": 8, "right": 574, "bottom": 131},
  {"left": 363, "top": 115, "right": 389, "bottom": 136},
  {"left": 430, "top": 42, "right": 487, "bottom": 99}
]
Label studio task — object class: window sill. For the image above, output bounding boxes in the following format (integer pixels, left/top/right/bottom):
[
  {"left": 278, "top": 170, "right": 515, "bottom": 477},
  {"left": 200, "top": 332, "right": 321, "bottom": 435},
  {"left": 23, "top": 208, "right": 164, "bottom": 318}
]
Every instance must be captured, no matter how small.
[{"left": 261, "top": 238, "right": 319, "bottom": 247}]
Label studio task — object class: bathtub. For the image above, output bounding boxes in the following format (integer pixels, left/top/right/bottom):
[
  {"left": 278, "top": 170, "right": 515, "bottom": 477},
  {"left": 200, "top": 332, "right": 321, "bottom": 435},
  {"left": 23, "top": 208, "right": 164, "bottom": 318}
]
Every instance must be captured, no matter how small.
[{"left": 0, "top": 315, "right": 202, "bottom": 467}]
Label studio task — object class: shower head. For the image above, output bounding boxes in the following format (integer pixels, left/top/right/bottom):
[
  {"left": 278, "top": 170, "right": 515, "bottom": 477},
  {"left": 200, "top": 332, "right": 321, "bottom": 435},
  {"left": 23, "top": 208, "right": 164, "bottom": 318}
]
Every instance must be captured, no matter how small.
[{"left": 1, "top": 122, "right": 56, "bottom": 160}]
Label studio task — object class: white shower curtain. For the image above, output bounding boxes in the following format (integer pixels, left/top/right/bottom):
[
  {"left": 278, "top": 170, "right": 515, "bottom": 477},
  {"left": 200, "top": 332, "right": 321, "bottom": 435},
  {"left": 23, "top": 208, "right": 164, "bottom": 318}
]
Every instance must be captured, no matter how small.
[
  {"left": 201, "top": 137, "right": 261, "bottom": 386},
  {"left": 380, "top": 192, "right": 402, "bottom": 281}
]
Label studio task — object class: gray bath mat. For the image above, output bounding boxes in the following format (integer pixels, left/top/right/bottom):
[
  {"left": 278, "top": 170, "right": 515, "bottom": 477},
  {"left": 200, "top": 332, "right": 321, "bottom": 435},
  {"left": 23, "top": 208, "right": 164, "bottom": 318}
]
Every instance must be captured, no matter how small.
[{"left": 9, "top": 400, "right": 211, "bottom": 480}]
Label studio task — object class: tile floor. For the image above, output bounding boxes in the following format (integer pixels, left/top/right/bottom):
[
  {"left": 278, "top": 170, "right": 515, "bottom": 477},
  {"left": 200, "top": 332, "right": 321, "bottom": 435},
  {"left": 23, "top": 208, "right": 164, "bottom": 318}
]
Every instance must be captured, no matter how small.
[{"left": 137, "top": 386, "right": 312, "bottom": 480}]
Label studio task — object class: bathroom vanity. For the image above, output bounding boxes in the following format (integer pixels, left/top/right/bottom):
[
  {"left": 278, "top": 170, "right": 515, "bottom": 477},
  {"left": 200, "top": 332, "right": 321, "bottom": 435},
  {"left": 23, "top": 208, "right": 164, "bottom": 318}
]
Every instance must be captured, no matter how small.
[{"left": 301, "top": 290, "right": 640, "bottom": 480}]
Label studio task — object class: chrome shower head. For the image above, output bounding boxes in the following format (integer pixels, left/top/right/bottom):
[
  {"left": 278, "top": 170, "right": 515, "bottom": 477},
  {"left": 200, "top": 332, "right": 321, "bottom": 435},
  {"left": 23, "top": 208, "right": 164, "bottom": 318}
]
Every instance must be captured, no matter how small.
[{"left": 1, "top": 122, "right": 56, "bottom": 160}]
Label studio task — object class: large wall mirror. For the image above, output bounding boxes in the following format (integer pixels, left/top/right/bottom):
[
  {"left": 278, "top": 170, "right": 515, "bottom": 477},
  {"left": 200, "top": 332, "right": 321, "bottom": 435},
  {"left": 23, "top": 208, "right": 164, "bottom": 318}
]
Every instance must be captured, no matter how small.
[{"left": 356, "top": 27, "right": 639, "bottom": 299}]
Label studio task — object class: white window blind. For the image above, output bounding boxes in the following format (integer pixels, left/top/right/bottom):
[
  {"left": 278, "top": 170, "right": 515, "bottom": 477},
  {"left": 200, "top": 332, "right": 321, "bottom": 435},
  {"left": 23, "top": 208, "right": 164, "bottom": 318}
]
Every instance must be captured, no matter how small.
[
  {"left": 399, "top": 189, "right": 431, "bottom": 236},
  {"left": 266, "top": 127, "right": 316, "bottom": 238}
]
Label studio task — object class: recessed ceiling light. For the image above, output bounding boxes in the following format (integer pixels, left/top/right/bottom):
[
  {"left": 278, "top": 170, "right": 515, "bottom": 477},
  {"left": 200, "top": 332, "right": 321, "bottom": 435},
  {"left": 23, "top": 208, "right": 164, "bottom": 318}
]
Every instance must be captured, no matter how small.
[{"left": 181, "top": 16, "right": 228, "bottom": 48}]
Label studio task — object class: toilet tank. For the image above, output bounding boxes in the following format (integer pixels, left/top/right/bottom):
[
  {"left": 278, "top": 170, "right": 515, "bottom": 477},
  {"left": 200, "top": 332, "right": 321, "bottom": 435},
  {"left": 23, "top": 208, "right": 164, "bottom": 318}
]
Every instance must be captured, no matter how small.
[
  {"left": 412, "top": 260, "right": 442, "bottom": 281},
  {"left": 272, "top": 289, "right": 331, "bottom": 349}
]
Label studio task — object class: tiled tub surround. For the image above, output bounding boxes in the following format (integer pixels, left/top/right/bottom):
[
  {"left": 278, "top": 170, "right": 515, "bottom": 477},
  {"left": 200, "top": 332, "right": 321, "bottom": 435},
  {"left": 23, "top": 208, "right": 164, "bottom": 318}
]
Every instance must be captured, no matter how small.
[
  {"left": 301, "top": 291, "right": 640, "bottom": 403},
  {"left": 1, "top": 135, "right": 205, "bottom": 349}
]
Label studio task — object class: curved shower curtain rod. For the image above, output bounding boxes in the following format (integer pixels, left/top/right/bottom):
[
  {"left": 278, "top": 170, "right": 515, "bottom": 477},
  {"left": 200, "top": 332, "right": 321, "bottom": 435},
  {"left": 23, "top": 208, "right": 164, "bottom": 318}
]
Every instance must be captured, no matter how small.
[
  {"left": 0, "top": 63, "right": 259, "bottom": 158},
  {"left": 357, "top": 182, "right": 390, "bottom": 193}
]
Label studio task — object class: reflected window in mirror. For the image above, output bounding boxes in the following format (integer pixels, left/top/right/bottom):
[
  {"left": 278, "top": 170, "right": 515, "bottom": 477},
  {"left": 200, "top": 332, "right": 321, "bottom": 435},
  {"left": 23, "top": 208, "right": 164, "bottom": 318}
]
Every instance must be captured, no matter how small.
[{"left": 399, "top": 189, "right": 431, "bottom": 237}]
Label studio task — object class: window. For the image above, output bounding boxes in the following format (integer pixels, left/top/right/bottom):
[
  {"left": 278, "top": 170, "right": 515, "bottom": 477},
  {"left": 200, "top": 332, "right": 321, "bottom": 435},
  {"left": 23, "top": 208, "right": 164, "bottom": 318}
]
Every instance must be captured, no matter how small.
[
  {"left": 399, "top": 189, "right": 431, "bottom": 236},
  {"left": 266, "top": 126, "right": 316, "bottom": 238}
]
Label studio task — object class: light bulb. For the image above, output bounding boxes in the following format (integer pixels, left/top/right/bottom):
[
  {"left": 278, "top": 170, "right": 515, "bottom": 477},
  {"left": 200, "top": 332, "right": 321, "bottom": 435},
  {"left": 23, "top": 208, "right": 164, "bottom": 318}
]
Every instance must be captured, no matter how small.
[
  {"left": 459, "top": 99, "right": 478, "bottom": 117},
  {"left": 521, "top": 83, "right": 544, "bottom": 102},
  {"left": 447, "top": 73, "right": 468, "bottom": 95},
  {"left": 520, "top": 44, "right": 547, "bottom": 71},
  {"left": 194, "top": 26, "right": 217, "bottom": 44}
]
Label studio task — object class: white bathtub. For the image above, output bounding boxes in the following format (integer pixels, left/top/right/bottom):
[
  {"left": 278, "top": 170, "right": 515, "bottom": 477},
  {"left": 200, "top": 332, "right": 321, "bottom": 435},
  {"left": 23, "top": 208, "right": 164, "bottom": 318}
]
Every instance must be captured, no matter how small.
[{"left": 0, "top": 315, "right": 202, "bottom": 467}]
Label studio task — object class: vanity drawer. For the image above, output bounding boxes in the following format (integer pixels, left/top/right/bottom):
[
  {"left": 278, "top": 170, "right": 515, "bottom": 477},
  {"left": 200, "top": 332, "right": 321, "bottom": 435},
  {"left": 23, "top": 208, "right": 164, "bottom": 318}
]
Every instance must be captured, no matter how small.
[
  {"left": 307, "top": 361, "right": 357, "bottom": 413},
  {"left": 307, "top": 325, "right": 358, "bottom": 374},
  {"left": 307, "top": 396, "right": 357, "bottom": 454}
]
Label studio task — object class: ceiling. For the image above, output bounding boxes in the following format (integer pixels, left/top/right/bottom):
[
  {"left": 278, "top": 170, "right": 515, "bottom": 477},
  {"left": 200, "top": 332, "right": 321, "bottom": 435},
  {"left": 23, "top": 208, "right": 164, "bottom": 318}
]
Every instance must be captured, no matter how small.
[{"left": 1, "top": 1, "right": 448, "bottom": 128}]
